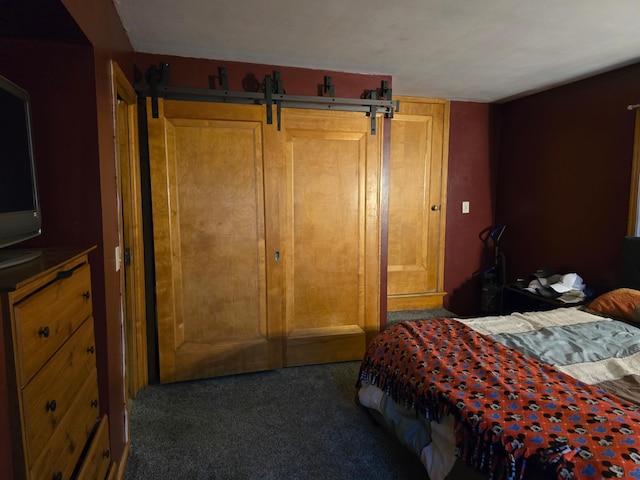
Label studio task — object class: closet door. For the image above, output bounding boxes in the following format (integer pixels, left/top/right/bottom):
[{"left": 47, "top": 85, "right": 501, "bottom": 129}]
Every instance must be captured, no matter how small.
[
  {"left": 146, "top": 99, "right": 282, "bottom": 383},
  {"left": 387, "top": 97, "right": 449, "bottom": 311},
  {"left": 147, "top": 101, "right": 382, "bottom": 382},
  {"left": 276, "top": 110, "right": 382, "bottom": 366}
]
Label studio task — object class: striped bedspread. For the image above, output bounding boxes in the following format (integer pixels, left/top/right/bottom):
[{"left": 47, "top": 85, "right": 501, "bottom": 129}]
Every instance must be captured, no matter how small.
[{"left": 458, "top": 307, "right": 640, "bottom": 405}]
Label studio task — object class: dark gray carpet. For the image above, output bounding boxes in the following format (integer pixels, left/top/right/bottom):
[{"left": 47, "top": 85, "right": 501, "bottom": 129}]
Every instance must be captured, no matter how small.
[
  {"left": 387, "top": 308, "right": 455, "bottom": 325},
  {"left": 124, "top": 361, "right": 428, "bottom": 480},
  {"left": 124, "top": 309, "right": 458, "bottom": 480}
]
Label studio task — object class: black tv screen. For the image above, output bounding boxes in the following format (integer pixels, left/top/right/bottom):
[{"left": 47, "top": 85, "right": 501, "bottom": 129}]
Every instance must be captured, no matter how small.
[
  {"left": 0, "top": 85, "right": 35, "bottom": 213},
  {"left": 0, "top": 74, "right": 42, "bottom": 253}
]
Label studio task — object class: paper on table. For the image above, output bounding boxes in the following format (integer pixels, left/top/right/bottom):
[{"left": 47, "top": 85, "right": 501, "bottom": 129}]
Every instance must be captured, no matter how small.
[{"left": 556, "top": 290, "right": 586, "bottom": 303}]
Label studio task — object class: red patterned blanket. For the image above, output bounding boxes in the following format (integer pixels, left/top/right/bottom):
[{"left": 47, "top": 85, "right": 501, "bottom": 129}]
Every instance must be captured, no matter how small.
[{"left": 358, "top": 318, "right": 640, "bottom": 479}]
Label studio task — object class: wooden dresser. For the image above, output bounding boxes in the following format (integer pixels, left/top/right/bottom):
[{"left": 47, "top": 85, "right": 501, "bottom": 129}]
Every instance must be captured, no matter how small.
[{"left": 0, "top": 247, "right": 115, "bottom": 480}]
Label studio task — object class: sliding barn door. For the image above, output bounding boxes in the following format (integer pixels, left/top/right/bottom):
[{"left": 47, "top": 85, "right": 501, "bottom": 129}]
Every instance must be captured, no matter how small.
[
  {"left": 147, "top": 99, "right": 282, "bottom": 383},
  {"left": 147, "top": 100, "right": 382, "bottom": 382},
  {"left": 278, "top": 110, "right": 382, "bottom": 366}
]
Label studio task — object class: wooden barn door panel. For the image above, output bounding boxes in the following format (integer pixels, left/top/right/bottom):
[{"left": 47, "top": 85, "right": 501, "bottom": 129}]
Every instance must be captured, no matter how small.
[
  {"left": 147, "top": 99, "right": 282, "bottom": 383},
  {"left": 278, "top": 110, "right": 382, "bottom": 366}
]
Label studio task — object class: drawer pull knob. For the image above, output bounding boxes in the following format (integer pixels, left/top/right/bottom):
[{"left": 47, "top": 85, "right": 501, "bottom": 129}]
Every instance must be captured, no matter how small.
[
  {"left": 52, "top": 472, "right": 62, "bottom": 480},
  {"left": 91, "top": 399, "right": 98, "bottom": 408},
  {"left": 103, "top": 449, "right": 110, "bottom": 459},
  {"left": 38, "top": 326, "right": 50, "bottom": 338},
  {"left": 83, "top": 290, "right": 91, "bottom": 300},
  {"left": 87, "top": 345, "right": 95, "bottom": 354},
  {"left": 56, "top": 269, "right": 73, "bottom": 280},
  {"left": 45, "top": 400, "right": 57, "bottom": 412}
]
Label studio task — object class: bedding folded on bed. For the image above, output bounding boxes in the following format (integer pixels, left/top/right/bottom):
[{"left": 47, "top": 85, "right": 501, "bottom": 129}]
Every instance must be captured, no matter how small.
[
  {"left": 597, "top": 374, "right": 640, "bottom": 405},
  {"left": 459, "top": 307, "right": 640, "bottom": 405},
  {"left": 493, "top": 318, "right": 640, "bottom": 364}
]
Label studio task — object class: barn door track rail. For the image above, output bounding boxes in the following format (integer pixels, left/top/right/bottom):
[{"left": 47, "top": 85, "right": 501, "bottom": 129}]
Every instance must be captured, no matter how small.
[{"left": 135, "top": 63, "right": 397, "bottom": 135}]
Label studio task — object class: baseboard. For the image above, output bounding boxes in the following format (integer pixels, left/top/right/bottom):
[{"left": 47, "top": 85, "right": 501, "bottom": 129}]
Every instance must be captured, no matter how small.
[{"left": 387, "top": 292, "right": 446, "bottom": 311}]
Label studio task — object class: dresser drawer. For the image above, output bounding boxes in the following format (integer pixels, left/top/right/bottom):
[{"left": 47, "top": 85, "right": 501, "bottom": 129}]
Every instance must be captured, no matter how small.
[
  {"left": 29, "top": 367, "right": 100, "bottom": 480},
  {"left": 14, "top": 263, "right": 93, "bottom": 386},
  {"left": 105, "top": 462, "right": 117, "bottom": 480},
  {"left": 76, "top": 414, "right": 111, "bottom": 480},
  {"left": 22, "top": 317, "right": 98, "bottom": 466}
]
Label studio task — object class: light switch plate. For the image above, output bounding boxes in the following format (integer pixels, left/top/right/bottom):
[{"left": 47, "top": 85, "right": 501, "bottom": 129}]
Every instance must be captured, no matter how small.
[{"left": 115, "top": 245, "right": 121, "bottom": 272}]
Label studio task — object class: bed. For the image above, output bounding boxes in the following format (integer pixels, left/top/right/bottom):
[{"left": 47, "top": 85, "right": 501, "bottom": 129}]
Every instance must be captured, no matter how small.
[{"left": 357, "top": 238, "right": 640, "bottom": 480}]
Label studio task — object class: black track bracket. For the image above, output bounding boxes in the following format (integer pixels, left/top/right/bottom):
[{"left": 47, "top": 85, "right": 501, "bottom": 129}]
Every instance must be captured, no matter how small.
[{"left": 136, "top": 63, "right": 397, "bottom": 134}]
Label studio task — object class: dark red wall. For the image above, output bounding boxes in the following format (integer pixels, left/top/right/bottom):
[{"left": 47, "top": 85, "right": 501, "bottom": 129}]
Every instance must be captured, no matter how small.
[
  {"left": 444, "top": 102, "right": 500, "bottom": 316},
  {"left": 497, "top": 64, "right": 640, "bottom": 294}
]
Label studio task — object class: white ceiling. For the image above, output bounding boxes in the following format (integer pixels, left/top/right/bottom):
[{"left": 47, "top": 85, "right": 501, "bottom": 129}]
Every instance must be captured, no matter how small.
[{"left": 113, "top": 0, "right": 640, "bottom": 103}]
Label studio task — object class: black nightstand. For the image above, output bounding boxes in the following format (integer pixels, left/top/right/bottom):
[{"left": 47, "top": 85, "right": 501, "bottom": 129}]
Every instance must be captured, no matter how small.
[{"left": 500, "top": 284, "right": 586, "bottom": 314}]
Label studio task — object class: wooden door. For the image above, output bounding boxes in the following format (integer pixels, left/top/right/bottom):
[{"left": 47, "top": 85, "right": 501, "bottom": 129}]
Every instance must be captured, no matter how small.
[
  {"left": 147, "top": 99, "right": 282, "bottom": 383},
  {"left": 387, "top": 97, "right": 449, "bottom": 311},
  {"left": 112, "top": 62, "right": 147, "bottom": 398},
  {"left": 277, "top": 110, "right": 382, "bottom": 366},
  {"left": 147, "top": 101, "right": 382, "bottom": 382}
]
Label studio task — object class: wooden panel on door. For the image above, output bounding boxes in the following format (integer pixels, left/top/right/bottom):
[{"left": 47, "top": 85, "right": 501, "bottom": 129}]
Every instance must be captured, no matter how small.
[
  {"left": 147, "top": 99, "right": 282, "bottom": 383},
  {"left": 387, "top": 98, "right": 449, "bottom": 311},
  {"left": 277, "top": 110, "right": 382, "bottom": 366}
]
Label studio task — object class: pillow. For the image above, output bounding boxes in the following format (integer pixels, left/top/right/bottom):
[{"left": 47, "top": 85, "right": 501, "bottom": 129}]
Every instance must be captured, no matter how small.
[{"left": 587, "top": 288, "right": 640, "bottom": 323}]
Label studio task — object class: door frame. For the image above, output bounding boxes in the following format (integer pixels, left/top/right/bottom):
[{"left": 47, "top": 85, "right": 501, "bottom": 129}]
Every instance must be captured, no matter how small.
[
  {"left": 629, "top": 109, "right": 640, "bottom": 236},
  {"left": 111, "top": 61, "right": 148, "bottom": 396}
]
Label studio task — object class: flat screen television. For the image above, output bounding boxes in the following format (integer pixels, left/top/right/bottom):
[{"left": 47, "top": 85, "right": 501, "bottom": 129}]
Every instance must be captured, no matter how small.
[{"left": 0, "top": 74, "right": 42, "bottom": 269}]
